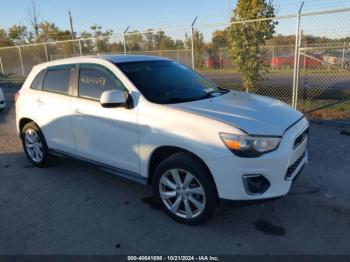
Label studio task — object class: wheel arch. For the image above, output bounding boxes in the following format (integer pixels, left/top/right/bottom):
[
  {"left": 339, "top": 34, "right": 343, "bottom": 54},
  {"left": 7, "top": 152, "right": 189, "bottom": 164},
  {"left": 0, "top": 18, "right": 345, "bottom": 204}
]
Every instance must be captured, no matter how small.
[
  {"left": 19, "top": 117, "right": 36, "bottom": 135},
  {"left": 147, "top": 145, "right": 219, "bottom": 197}
]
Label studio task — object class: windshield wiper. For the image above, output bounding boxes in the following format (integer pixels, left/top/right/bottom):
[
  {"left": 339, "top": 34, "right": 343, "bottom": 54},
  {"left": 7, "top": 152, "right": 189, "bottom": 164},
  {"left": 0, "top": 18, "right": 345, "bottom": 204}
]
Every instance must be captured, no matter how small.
[
  {"left": 202, "top": 89, "right": 229, "bottom": 98},
  {"left": 163, "top": 97, "right": 202, "bottom": 104},
  {"left": 162, "top": 89, "right": 229, "bottom": 104}
]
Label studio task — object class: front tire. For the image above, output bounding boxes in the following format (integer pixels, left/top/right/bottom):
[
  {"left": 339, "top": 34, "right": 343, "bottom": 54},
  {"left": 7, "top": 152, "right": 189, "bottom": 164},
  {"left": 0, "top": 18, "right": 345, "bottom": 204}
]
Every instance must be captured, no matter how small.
[
  {"left": 153, "top": 153, "right": 218, "bottom": 225},
  {"left": 21, "top": 122, "right": 49, "bottom": 167}
]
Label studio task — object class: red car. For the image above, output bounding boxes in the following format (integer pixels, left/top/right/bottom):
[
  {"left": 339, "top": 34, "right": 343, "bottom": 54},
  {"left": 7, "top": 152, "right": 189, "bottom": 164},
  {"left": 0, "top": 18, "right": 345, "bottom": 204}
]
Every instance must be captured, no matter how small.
[{"left": 271, "top": 55, "right": 322, "bottom": 69}]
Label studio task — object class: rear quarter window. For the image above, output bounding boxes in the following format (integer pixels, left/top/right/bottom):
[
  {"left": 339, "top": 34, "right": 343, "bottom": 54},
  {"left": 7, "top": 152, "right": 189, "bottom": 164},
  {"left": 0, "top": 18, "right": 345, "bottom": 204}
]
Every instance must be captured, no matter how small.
[{"left": 30, "top": 69, "right": 46, "bottom": 90}]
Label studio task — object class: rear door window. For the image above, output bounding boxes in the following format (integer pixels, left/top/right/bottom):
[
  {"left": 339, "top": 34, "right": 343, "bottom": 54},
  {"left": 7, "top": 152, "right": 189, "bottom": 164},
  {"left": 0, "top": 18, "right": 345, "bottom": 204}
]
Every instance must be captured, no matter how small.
[
  {"left": 78, "top": 64, "right": 126, "bottom": 100},
  {"left": 43, "top": 66, "right": 71, "bottom": 94}
]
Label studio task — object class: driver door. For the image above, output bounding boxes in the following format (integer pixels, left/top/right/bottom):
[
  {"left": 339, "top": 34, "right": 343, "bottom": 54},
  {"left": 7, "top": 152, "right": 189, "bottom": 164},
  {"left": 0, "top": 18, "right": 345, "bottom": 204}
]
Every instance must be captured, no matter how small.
[{"left": 70, "top": 63, "right": 139, "bottom": 174}]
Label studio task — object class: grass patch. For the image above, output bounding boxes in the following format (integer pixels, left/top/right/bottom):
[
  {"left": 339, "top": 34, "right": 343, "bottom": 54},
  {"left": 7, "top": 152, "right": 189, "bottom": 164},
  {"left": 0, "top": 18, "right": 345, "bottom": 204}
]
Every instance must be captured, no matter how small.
[{"left": 299, "top": 100, "right": 350, "bottom": 120}]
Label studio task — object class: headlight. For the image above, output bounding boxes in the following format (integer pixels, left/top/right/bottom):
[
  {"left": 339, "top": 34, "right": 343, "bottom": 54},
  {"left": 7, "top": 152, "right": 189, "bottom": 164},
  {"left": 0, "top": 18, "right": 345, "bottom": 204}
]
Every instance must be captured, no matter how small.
[{"left": 219, "top": 132, "right": 281, "bottom": 157}]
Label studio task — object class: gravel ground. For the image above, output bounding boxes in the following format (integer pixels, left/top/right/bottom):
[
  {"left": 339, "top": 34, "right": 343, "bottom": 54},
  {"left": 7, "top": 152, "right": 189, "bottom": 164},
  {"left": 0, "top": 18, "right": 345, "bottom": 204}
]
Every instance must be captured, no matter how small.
[{"left": 0, "top": 86, "right": 349, "bottom": 255}]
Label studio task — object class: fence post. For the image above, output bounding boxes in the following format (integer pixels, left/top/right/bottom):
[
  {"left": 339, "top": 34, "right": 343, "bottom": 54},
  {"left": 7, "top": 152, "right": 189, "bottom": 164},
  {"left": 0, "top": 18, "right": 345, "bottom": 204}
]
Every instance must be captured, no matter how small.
[
  {"left": 219, "top": 48, "right": 222, "bottom": 70},
  {"left": 271, "top": 46, "right": 275, "bottom": 70},
  {"left": 78, "top": 40, "right": 83, "bottom": 56},
  {"left": 44, "top": 43, "right": 49, "bottom": 61},
  {"left": 341, "top": 42, "right": 345, "bottom": 69},
  {"left": 123, "top": 26, "right": 130, "bottom": 54},
  {"left": 292, "top": 2, "right": 304, "bottom": 109},
  {"left": 191, "top": 17, "right": 198, "bottom": 70},
  {"left": 18, "top": 46, "right": 25, "bottom": 77},
  {"left": 0, "top": 56, "right": 4, "bottom": 75},
  {"left": 123, "top": 34, "right": 127, "bottom": 54}
]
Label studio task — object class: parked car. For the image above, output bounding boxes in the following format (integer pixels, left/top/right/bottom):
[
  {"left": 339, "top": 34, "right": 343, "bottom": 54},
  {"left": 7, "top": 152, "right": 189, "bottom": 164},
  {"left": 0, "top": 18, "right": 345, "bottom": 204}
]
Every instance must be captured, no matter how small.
[
  {"left": 0, "top": 87, "right": 5, "bottom": 111},
  {"left": 16, "top": 55, "right": 309, "bottom": 224},
  {"left": 204, "top": 56, "right": 221, "bottom": 69},
  {"left": 323, "top": 51, "right": 350, "bottom": 68},
  {"left": 271, "top": 54, "right": 322, "bottom": 69},
  {"left": 271, "top": 54, "right": 294, "bottom": 69}
]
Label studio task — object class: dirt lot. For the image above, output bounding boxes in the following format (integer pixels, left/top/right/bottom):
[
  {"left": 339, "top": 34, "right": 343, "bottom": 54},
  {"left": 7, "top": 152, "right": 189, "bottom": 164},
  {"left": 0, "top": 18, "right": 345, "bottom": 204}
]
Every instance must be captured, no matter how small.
[{"left": 0, "top": 87, "right": 350, "bottom": 255}]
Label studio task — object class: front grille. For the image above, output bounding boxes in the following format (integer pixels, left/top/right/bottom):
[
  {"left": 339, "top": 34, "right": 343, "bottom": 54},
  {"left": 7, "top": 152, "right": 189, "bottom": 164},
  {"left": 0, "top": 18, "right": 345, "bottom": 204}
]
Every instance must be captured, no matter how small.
[
  {"left": 285, "top": 151, "right": 306, "bottom": 180},
  {"left": 294, "top": 128, "right": 309, "bottom": 149}
]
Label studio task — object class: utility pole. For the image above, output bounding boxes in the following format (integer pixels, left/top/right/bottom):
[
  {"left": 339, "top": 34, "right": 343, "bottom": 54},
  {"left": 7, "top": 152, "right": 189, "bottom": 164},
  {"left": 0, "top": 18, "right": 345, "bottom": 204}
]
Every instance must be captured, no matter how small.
[
  {"left": 69, "top": 10, "right": 77, "bottom": 55},
  {"left": 30, "top": 0, "right": 40, "bottom": 39}
]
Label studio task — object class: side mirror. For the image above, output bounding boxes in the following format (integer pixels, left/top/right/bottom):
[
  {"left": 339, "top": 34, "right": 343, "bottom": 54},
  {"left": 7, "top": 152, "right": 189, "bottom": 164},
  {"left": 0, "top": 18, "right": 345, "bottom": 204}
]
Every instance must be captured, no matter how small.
[{"left": 100, "top": 90, "right": 127, "bottom": 108}]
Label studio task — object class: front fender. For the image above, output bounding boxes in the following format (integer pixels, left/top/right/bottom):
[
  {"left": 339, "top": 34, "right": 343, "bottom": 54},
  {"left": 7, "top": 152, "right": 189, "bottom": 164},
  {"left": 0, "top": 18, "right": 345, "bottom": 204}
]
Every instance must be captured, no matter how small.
[{"left": 137, "top": 101, "right": 242, "bottom": 178}]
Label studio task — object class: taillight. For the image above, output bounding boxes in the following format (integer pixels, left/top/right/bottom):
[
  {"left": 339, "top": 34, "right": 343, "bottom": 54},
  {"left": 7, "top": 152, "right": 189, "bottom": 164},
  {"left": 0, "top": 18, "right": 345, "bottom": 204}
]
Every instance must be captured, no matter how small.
[{"left": 14, "top": 92, "right": 20, "bottom": 103}]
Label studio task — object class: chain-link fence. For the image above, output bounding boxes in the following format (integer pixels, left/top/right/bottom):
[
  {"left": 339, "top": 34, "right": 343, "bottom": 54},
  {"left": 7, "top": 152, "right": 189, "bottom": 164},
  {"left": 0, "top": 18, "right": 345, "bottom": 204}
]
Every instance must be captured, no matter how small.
[{"left": 0, "top": 8, "right": 349, "bottom": 121}]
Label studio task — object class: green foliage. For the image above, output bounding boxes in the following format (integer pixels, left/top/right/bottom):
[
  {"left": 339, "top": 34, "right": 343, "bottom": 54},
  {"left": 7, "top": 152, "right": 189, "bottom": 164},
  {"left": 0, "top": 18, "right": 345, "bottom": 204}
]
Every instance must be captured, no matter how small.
[
  {"left": 185, "top": 30, "right": 205, "bottom": 68},
  {"left": 228, "top": 0, "right": 277, "bottom": 92},
  {"left": 212, "top": 29, "right": 229, "bottom": 51},
  {"left": 38, "top": 22, "right": 72, "bottom": 42},
  {"left": 125, "top": 31, "right": 144, "bottom": 51},
  {"left": 142, "top": 30, "right": 185, "bottom": 51},
  {"left": 0, "top": 29, "right": 13, "bottom": 47},
  {"left": 8, "top": 25, "right": 28, "bottom": 45},
  {"left": 90, "top": 24, "right": 113, "bottom": 53},
  {"left": 78, "top": 25, "right": 113, "bottom": 54}
]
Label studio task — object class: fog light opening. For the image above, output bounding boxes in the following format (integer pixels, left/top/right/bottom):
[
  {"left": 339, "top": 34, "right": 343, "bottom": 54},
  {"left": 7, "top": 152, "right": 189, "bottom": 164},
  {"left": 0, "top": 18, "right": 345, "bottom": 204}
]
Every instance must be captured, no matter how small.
[{"left": 243, "top": 174, "right": 271, "bottom": 195}]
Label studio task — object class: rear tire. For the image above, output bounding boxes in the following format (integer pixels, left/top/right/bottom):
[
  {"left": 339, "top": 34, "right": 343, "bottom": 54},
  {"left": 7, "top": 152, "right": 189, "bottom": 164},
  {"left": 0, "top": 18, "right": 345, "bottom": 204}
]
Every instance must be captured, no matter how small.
[
  {"left": 21, "top": 122, "right": 49, "bottom": 167},
  {"left": 153, "top": 152, "right": 218, "bottom": 225}
]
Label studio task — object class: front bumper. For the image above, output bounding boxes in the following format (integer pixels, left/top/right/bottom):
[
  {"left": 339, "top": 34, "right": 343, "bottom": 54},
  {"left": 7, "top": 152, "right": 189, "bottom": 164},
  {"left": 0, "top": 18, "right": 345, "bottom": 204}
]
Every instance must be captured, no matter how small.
[{"left": 206, "top": 117, "right": 309, "bottom": 200}]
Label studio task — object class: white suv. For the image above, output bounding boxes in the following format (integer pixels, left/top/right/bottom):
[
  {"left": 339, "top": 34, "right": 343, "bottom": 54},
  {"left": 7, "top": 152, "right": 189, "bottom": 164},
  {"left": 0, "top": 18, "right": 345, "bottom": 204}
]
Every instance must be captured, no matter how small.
[
  {"left": 0, "top": 87, "right": 6, "bottom": 111},
  {"left": 16, "top": 55, "right": 309, "bottom": 224}
]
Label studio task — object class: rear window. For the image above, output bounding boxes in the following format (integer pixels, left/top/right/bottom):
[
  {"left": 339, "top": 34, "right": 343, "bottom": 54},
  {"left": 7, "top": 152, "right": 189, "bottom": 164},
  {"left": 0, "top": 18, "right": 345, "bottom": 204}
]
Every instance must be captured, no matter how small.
[
  {"left": 43, "top": 67, "right": 71, "bottom": 94},
  {"left": 30, "top": 69, "right": 46, "bottom": 90}
]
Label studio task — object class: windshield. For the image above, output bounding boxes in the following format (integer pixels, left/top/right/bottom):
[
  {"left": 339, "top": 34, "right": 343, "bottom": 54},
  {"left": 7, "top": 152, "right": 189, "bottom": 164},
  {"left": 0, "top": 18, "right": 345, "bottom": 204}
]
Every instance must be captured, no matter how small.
[{"left": 116, "top": 60, "right": 224, "bottom": 104}]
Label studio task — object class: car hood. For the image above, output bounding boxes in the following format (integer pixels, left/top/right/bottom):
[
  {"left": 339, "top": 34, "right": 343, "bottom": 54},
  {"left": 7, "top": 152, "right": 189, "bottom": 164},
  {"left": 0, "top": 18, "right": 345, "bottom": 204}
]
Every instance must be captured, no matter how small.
[{"left": 169, "top": 91, "right": 303, "bottom": 136}]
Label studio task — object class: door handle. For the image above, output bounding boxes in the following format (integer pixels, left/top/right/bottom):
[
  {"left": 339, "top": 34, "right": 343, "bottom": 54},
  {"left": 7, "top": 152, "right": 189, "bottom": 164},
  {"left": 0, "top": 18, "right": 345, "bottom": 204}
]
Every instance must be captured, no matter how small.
[
  {"left": 36, "top": 98, "right": 44, "bottom": 106},
  {"left": 73, "top": 109, "right": 85, "bottom": 117}
]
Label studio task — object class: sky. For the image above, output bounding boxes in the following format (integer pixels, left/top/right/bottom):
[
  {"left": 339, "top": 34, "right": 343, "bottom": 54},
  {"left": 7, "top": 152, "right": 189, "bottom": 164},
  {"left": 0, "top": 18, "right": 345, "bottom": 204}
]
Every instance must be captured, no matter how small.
[{"left": 1, "top": 0, "right": 350, "bottom": 37}]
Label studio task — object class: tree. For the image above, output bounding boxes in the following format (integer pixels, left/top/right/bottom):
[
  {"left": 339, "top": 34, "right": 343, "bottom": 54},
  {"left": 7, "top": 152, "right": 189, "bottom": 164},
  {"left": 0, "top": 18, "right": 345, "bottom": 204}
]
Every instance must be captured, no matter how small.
[
  {"left": 144, "top": 29, "right": 155, "bottom": 50},
  {"left": 144, "top": 30, "right": 184, "bottom": 51},
  {"left": 125, "top": 30, "right": 144, "bottom": 51},
  {"left": 174, "top": 40, "right": 185, "bottom": 49},
  {"left": 185, "top": 30, "right": 205, "bottom": 68},
  {"left": 90, "top": 24, "right": 113, "bottom": 53},
  {"left": 0, "top": 29, "right": 13, "bottom": 47},
  {"left": 228, "top": 0, "right": 276, "bottom": 92},
  {"left": 159, "top": 37, "right": 175, "bottom": 50},
  {"left": 8, "top": 25, "right": 28, "bottom": 45},
  {"left": 153, "top": 31, "right": 167, "bottom": 49},
  {"left": 80, "top": 31, "right": 94, "bottom": 54},
  {"left": 206, "top": 29, "right": 229, "bottom": 62},
  {"left": 212, "top": 29, "right": 229, "bottom": 51},
  {"left": 38, "top": 22, "right": 70, "bottom": 42},
  {"left": 37, "top": 22, "right": 74, "bottom": 58}
]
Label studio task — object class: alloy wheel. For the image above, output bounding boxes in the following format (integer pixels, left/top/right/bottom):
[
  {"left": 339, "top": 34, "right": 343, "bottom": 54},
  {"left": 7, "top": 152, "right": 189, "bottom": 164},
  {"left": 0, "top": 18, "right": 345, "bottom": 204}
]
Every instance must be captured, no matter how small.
[
  {"left": 24, "top": 129, "right": 44, "bottom": 163},
  {"left": 159, "top": 169, "right": 206, "bottom": 219}
]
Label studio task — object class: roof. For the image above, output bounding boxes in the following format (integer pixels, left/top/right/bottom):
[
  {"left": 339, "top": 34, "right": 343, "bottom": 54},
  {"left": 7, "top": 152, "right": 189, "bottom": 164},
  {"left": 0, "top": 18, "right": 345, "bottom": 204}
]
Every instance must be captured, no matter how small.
[
  {"left": 100, "top": 54, "right": 170, "bottom": 63},
  {"left": 33, "top": 54, "right": 169, "bottom": 70}
]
